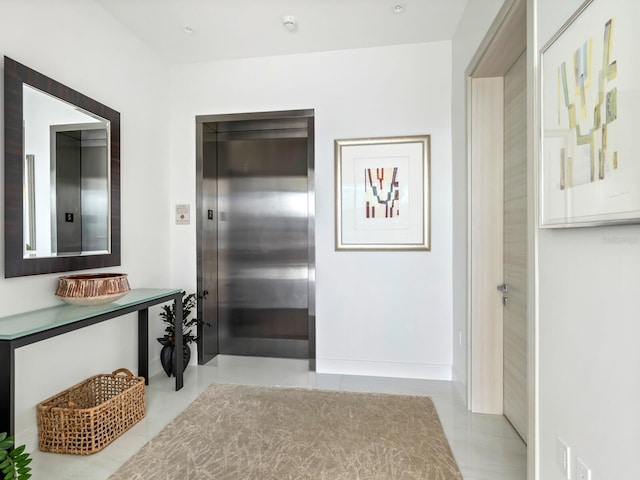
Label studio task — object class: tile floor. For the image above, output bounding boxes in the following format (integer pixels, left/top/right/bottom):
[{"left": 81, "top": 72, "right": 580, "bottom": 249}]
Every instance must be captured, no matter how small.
[{"left": 19, "top": 355, "right": 526, "bottom": 479}]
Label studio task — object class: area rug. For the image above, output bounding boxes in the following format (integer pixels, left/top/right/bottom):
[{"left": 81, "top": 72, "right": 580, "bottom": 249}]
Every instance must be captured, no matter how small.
[{"left": 109, "top": 384, "right": 462, "bottom": 480}]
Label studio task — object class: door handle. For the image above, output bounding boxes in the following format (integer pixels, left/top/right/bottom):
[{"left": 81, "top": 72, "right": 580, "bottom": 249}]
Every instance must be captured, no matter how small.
[{"left": 497, "top": 283, "right": 508, "bottom": 293}]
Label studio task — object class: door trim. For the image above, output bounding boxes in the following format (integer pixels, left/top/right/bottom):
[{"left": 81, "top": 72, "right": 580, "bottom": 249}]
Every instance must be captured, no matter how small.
[
  {"left": 466, "top": 0, "right": 537, "bottom": 478},
  {"left": 195, "top": 109, "right": 316, "bottom": 369},
  {"left": 469, "top": 75, "right": 504, "bottom": 414}
]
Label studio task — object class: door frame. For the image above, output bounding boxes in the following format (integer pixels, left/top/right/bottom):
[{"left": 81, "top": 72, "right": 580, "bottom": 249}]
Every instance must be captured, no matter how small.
[
  {"left": 466, "top": 0, "right": 538, "bottom": 478},
  {"left": 195, "top": 109, "right": 316, "bottom": 369}
]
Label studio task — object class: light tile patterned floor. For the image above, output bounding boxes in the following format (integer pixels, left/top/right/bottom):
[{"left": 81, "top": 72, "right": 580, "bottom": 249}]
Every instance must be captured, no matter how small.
[{"left": 19, "top": 356, "right": 526, "bottom": 479}]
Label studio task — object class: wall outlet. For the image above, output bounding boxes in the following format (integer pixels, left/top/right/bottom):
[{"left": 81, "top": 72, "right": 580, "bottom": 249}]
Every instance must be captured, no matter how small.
[
  {"left": 557, "top": 437, "right": 571, "bottom": 478},
  {"left": 576, "top": 458, "right": 592, "bottom": 480}
]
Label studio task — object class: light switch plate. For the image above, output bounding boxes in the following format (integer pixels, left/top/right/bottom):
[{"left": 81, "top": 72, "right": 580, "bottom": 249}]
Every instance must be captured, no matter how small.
[
  {"left": 576, "top": 457, "right": 591, "bottom": 480},
  {"left": 557, "top": 437, "right": 571, "bottom": 478}
]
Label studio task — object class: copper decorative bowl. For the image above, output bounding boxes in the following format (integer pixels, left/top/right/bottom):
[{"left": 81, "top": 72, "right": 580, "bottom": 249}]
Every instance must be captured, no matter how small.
[{"left": 56, "top": 273, "right": 130, "bottom": 306}]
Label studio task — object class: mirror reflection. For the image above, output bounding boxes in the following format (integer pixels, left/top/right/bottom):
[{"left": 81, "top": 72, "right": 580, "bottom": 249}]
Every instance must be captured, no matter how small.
[
  {"left": 23, "top": 85, "right": 111, "bottom": 258},
  {"left": 4, "top": 55, "right": 120, "bottom": 278}
]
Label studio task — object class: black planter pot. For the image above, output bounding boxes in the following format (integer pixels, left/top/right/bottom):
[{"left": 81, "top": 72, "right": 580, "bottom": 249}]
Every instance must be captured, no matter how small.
[{"left": 157, "top": 337, "right": 191, "bottom": 377}]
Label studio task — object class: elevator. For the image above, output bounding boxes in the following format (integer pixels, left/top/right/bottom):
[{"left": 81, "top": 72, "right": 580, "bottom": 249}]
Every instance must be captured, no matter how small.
[
  {"left": 196, "top": 110, "right": 315, "bottom": 368},
  {"left": 52, "top": 124, "right": 109, "bottom": 255}
]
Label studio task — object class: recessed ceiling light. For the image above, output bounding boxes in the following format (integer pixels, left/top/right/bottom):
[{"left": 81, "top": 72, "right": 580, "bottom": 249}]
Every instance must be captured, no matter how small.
[
  {"left": 282, "top": 15, "right": 298, "bottom": 32},
  {"left": 183, "top": 26, "right": 194, "bottom": 34},
  {"left": 392, "top": 4, "right": 406, "bottom": 14}
]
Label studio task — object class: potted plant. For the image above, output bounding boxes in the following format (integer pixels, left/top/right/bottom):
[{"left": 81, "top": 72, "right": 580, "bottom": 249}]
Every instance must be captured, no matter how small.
[
  {"left": 157, "top": 291, "right": 201, "bottom": 377},
  {"left": 0, "top": 432, "right": 32, "bottom": 480}
]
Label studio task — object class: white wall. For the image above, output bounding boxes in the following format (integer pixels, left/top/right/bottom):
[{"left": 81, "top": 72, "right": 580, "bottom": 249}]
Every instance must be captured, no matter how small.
[
  {"left": 536, "top": 0, "right": 640, "bottom": 478},
  {"left": 0, "top": 0, "right": 171, "bottom": 440},
  {"left": 169, "top": 42, "right": 455, "bottom": 379},
  {"left": 450, "top": 0, "right": 506, "bottom": 403}
]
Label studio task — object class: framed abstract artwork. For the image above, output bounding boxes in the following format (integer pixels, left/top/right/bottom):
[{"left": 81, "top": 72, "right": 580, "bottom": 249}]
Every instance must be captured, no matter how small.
[
  {"left": 540, "top": 0, "right": 640, "bottom": 227},
  {"left": 334, "top": 135, "right": 430, "bottom": 251}
]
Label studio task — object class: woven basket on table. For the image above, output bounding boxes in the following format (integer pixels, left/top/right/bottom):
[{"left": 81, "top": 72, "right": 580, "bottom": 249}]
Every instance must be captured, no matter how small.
[{"left": 37, "top": 368, "right": 145, "bottom": 455}]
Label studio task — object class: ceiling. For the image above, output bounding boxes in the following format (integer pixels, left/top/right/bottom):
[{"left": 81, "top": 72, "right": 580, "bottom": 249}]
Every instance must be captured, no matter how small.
[{"left": 95, "top": 0, "right": 469, "bottom": 65}]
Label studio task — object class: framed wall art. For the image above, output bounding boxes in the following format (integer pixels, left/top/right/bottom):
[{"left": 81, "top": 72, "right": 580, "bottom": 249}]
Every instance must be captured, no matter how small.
[
  {"left": 334, "top": 135, "right": 430, "bottom": 251},
  {"left": 540, "top": 0, "right": 640, "bottom": 227}
]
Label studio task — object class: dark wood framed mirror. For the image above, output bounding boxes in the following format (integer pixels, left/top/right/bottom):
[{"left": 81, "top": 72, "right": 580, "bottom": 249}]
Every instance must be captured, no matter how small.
[{"left": 4, "top": 57, "right": 120, "bottom": 277}]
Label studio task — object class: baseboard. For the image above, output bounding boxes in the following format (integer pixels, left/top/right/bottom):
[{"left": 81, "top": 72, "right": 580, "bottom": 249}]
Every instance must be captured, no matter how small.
[
  {"left": 316, "top": 358, "right": 452, "bottom": 381},
  {"left": 149, "top": 356, "right": 163, "bottom": 377},
  {"left": 451, "top": 369, "right": 468, "bottom": 407}
]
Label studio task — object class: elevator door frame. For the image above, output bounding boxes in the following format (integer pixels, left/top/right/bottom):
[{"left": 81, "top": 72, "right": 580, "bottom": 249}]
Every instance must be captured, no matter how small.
[{"left": 195, "top": 109, "right": 316, "bottom": 370}]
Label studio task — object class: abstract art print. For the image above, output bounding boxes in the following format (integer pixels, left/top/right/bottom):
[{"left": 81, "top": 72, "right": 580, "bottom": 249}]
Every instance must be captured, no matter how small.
[
  {"left": 540, "top": 0, "right": 640, "bottom": 227},
  {"left": 335, "top": 135, "right": 430, "bottom": 250}
]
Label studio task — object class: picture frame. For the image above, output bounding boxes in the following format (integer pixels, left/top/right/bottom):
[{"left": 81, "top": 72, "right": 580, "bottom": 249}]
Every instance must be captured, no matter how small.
[
  {"left": 334, "top": 135, "right": 430, "bottom": 251},
  {"left": 540, "top": 0, "right": 640, "bottom": 227}
]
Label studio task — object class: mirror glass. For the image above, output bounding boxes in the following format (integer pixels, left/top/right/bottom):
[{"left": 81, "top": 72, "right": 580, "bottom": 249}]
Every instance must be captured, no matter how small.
[
  {"left": 4, "top": 56, "right": 120, "bottom": 277},
  {"left": 23, "top": 85, "right": 111, "bottom": 258}
]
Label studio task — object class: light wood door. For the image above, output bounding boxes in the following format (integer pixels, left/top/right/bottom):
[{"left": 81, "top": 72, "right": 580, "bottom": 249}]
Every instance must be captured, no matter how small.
[{"left": 503, "top": 51, "right": 527, "bottom": 441}]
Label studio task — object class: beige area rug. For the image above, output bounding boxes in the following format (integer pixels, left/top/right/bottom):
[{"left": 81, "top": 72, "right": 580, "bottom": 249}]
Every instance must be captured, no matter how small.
[{"left": 109, "top": 384, "right": 462, "bottom": 480}]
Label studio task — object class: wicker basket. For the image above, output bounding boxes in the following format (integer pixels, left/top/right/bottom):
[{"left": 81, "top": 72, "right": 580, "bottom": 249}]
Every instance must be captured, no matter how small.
[{"left": 37, "top": 368, "right": 145, "bottom": 455}]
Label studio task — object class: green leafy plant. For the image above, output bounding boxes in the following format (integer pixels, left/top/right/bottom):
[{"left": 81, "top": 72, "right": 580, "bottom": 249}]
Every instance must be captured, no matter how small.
[
  {"left": 0, "top": 432, "right": 32, "bottom": 480},
  {"left": 158, "top": 291, "right": 201, "bottom": 344}
]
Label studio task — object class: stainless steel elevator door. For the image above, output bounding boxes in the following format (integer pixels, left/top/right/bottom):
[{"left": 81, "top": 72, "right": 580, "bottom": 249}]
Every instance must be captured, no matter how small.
[{"left": 216, "top": 133, "right": 309, "bottom": 358}]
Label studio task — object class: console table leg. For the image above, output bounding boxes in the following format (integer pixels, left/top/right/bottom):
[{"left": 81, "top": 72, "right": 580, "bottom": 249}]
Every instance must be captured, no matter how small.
[
  {"left": 174, "top": 294, "right": 183, "bottom": 391},
  {"left": 138, "top": 309, "right": 149, "bottom": 385},
  {"left": 0, "top": 342, "right": 14, "bottom": 437}
]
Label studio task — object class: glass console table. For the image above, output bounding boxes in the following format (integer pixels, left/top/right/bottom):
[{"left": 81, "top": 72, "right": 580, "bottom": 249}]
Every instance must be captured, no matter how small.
[{"left": 0, "top": 288, "right": 183, "bottom": 437}]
